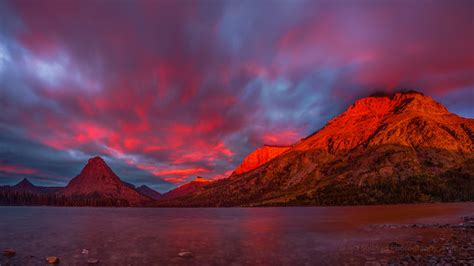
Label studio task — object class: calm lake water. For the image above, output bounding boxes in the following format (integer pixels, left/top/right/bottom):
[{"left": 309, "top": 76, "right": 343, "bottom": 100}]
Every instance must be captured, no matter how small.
[{"left": 1, "top": 203, "right": 473, "bottom": 265}]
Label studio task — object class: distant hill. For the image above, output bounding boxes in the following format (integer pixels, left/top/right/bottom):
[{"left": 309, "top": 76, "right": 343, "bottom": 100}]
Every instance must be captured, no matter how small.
[{"left": 7, "top": 178, "right": 62, "bottom": 194}]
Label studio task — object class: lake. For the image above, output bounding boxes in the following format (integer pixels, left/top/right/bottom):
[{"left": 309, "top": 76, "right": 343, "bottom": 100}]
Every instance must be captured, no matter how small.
[{"left": 1, "top": 203, "right": 473, "bottom": 265}]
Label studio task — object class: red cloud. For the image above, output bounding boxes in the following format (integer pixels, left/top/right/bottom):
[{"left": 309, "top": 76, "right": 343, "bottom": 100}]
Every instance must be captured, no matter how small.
[
  {"left": 0, "top": 164, "right": 38, "bottom": 175},
  {"left": 263, "top": 130, "right": 300, "bottom": 146},
  {"left": 2, "top": 0, "right": 472, "bottom": 191}
]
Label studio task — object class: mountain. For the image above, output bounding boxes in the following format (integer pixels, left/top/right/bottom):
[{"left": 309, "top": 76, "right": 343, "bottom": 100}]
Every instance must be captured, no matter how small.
[
  {"left": 159, "top": 177, "right": 210, "bottom": 201},
  {"left": 233, "top": 145, "right": 291, "bottom": 175},
  {"left": 294, "top": 90, "right": 472, "bottom": 153},
  {"left": 60, "top": 156, "right": 149, "bottom": 206},
  {"left": 160, "top": 91, "right": 474, "bottom": 207},
  {"left": 10, "top": 178, "right": 41, "bottom": 193},
  {"left": 8, "top": 178, "right": 61, "bottom": 194},
  {"left": 137, "top": 185, "right": 162, "bottom": 200}
]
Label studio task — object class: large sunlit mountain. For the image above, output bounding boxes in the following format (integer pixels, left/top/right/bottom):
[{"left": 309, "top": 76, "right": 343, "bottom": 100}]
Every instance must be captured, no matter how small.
[{"left": 157, "top": 91, "right": 474, "bottom": 206}]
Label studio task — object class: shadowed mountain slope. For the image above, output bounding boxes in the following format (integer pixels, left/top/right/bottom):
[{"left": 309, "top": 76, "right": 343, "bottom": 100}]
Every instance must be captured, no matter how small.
[{"left": 137, "top": 185, "right": 162, "bottom": 200}]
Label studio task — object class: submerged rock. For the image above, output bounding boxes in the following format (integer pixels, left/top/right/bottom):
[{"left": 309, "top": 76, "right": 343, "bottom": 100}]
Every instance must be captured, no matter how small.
[
  {"left": 3, "top": 248, "right": 16, "bottom": 257},
  {"left": 178, "top": 251, "right": 193, "bottom": 258},
  {"left": 45, "top": 256, "right": 60, "bottom": 264},
  {"left": 87, "top": 258, "right": 99, "bottom": 264}
]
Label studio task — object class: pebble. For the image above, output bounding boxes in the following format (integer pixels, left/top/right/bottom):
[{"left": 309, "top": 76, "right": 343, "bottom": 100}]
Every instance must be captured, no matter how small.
[
  {"left": 82, "top": 249, "right": 89, "bottom": 255},
  {"left": 87, "top": 258, "right": 100, "bottom": 264},
  {"left": 45, "top": 256, "right": 60, "bottom": 264},
  {"left": 178, "top": 251, "right": 193, "bottom": 258}
]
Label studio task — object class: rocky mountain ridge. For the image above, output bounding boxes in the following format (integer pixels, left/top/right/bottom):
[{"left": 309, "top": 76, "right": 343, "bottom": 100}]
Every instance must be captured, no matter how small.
[
  {"left": 233, "top": 145, "right": 291, "bottom": 175},
  {"left": 157, "top": 90, "right": 474, "bottom": 206}
]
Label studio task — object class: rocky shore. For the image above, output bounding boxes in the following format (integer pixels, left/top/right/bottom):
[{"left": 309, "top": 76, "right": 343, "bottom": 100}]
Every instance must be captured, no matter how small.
[{"left": 336, "top": 216, "right": 474, "bottom": 265}]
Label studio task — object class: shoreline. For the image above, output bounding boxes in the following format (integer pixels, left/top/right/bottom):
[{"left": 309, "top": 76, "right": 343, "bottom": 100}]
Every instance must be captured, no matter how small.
[{"left": 0, "top": 200, "right": 473, "bottom": 208}]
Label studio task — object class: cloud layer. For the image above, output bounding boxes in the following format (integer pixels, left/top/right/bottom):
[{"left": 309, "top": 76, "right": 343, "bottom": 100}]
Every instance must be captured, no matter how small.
[{"left": 1, "top": 0, "right": 473, "bottom": 192}]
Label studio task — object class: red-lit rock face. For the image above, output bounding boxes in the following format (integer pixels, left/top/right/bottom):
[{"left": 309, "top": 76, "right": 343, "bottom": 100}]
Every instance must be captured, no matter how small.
[
  {"left": 61, "top": 156, "right": 148, "bottom": 204},
  {"left": 161, "top": 91, "right": 474, "bottom": 207},
  {"left": 234, "top": 146, "right": 291, "bottom": 175},
  {"left": 295, "top": 91, "right": 473, "bottom": 154}
]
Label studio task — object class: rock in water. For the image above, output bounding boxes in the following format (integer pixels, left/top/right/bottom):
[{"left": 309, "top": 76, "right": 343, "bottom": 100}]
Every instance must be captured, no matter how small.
[
  {"left": 178, "top": 251, "right": 193, "bottom": 258},
  {"left": 3, "top": 248, "right": 16, "bottom": 257},
  {"left": 87, "top": 258, "right": 99, "bottom": 264},
  {"left": 45, "top": 256, "right": 60, "bottom": 264}
]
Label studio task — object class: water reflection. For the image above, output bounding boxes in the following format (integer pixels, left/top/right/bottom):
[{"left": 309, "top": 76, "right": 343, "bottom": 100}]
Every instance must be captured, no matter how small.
[{"left": 0, "top": 203, "right": 472, "bottom": 265}]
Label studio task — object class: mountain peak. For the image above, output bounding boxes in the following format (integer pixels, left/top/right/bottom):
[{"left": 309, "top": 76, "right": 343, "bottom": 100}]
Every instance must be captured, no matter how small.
[
  {"left": 368, "top": 89, "right": 424, "bottom": 98},
  {"left": 233, "top": 145, "right": 291, "bottom": 175},
  {"left": 193, "top": 176, "right": 209, "bottom": 183},
  {"left": 348, "top": 90, "right": 448, "bottom": 117},
  {"left": 18, "top": 177, "right": 33, "bottom": 185},
  {"left": 296, "top": 89, "right": 468, "bottom": 153},
  {"left": 61, "top": 156, "right": 148, "bottom": 205},
  {"left": 79, "top": 156, "right": 118, "bottom": 180},
  {"left": 87, "top": 156, "right": 106, "bottom": 165},
  {"left": 14, "top": 178, "right": 35, "bottom": 188},
  {"left": 11, "top": 177, "right": 41, "bottom": 193}
]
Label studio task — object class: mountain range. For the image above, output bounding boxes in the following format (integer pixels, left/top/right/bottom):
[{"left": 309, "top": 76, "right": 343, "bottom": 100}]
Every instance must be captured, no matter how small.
[
  {"left": 157, "top": 91, "right": 474, "bottom": 206},
  {"left": 1, "top": 90, "right": 473, "bottom": 207}
]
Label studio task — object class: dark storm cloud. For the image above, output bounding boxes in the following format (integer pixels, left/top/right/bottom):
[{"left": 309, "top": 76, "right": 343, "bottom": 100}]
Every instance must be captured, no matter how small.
[{"left": 0, "top": 0, "right": 473, "bottom": 191}]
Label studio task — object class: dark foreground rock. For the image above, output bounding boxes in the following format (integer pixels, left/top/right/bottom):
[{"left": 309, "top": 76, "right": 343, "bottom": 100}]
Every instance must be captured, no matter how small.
[
  {"left": 45, "top": 256, "right": 60, "bottom": 264},
  {"left": 341, "top": 216, "right": 474, "bottom": 265},
  {"left": 3, "top": 248, "right": 16, "bottom": 257},
  {"left": 87, "top": 258, "right": 99, "bottom": 264},
  {"left": 178, "top": 251, "right": 193, "bottom": 259}
]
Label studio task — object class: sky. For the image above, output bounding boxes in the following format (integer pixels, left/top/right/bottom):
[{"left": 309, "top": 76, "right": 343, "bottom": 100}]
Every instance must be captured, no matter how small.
[{"left": 0, "top": 0, "right": 473, "bottom": 192}]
